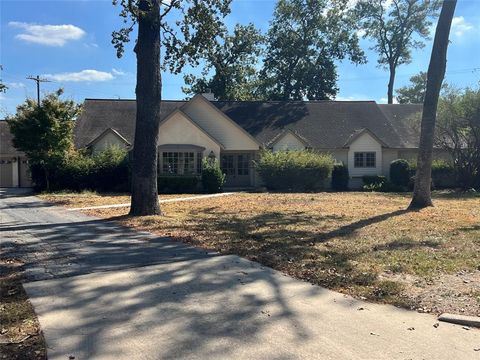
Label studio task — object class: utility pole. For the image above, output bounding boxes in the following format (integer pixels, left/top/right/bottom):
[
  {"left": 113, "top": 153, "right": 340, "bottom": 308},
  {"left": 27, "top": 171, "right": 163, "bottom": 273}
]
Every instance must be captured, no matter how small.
[{"left": 26, "top": 75, "right": 51, "bottom": 107}]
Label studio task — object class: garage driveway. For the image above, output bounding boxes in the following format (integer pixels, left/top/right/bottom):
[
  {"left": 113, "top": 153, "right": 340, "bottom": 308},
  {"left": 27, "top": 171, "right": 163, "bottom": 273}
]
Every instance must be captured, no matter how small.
[{"left": 1, "top": 189, "right": 479, "bottom": 359}]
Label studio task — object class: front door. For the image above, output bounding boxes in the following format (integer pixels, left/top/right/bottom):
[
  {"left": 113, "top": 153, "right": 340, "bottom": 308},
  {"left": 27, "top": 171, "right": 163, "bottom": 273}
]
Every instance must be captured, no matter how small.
[{"left": 221, "top": 153, "right": 252, "bottom": 187}]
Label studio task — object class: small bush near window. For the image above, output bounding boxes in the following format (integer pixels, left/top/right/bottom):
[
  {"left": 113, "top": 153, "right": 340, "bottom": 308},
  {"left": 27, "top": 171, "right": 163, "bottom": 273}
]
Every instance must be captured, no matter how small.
[
  {"left": 158, "top": 176, "right": 199, "bottom": 194},
  {"left": 201, "top": 158, "right": 226, "bottom": 193},
  {"left": 390, "top": 159, "right": 410, "bottom": 187},
  {"left": 255, "top": 150, "right": 334, "bottom": 191},
  {"left": 331, "top": 164, "right": 349, "bottom": 190}
]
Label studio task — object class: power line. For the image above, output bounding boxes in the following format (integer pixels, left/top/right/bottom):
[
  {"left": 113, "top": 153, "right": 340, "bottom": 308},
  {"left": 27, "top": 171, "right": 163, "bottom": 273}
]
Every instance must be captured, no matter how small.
[{"left": 26, "top": 75, "right": 51, "bottom": 106}]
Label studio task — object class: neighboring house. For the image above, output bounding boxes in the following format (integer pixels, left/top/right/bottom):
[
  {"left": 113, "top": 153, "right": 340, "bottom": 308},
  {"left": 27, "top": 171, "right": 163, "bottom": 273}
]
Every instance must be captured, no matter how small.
[
  {"left": 0, "top": 121, "right": 32, "bottom": 188},
  {"left": 75, "top": 94, "right": 448, "bottom": 188}
]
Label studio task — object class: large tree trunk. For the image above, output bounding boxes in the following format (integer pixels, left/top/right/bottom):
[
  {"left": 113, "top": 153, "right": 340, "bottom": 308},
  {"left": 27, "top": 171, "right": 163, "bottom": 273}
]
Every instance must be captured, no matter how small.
[
  {"left": 409, "top": 0, "right": 457, "bottom": 209},
  {"left": 387, "top": 64, "right": 396, "bottom": 104},
  {"left": 130, "top": 0, "right": 162, "bottom": 216}
]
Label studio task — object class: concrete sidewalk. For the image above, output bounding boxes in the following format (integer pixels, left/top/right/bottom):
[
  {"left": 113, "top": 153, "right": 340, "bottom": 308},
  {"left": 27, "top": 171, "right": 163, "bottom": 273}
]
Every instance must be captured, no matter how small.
[
  {"left": 25, "top": 256, "right": 480, "bottom": 360},
  {"left": 1, "top": 189, "right": 479, "bottom": 359}
]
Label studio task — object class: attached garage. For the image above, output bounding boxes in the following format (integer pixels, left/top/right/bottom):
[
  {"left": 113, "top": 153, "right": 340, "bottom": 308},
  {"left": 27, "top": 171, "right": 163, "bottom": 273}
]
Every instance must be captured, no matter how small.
[
  {"left": 0, "top": 159, "right": 14, "bottom": 187},
  {"left": 0, "top": 121, "right": 32, "bottom": 188}
]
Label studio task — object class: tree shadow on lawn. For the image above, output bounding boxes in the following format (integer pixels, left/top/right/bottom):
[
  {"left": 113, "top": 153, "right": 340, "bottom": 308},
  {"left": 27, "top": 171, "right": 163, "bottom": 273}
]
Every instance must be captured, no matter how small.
[{"left": 162, "top": 207, "right": 442, "bottom": 301}]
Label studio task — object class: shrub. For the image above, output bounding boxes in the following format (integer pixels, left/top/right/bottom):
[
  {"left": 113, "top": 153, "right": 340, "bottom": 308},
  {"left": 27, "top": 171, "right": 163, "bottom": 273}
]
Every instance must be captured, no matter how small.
[
  {"left": 91, "top": 146, "right": 130, "bottom": 192},
  {"left": 255, "top": 150, "right": 334, "bottom": 191},
  {"left": 390, "top": 159, "right": 410, "bottom": 187},
  {"left": 408, "top": 159, "right": 456, "bottom": 189},
  {"left": 43, "top": 146, "right": 129, "bottom": 192},
  {"left": 158, "top": 176, "right": 199, "bottom": 194},
  {"left": 201, "top": 158, "right": 225, "bottom": 193},
  {"left": 331, "top": 164, "right": 349, "bottom": 190},
  {"left": 362, "top": 175, "right": 404, "bottom": 192}
]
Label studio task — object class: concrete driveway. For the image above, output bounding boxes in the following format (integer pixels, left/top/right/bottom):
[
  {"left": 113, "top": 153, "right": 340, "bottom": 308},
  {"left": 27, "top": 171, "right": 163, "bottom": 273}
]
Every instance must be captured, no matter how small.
[{"left": 1, "top": 189, "right": 478, "bottom": 359}]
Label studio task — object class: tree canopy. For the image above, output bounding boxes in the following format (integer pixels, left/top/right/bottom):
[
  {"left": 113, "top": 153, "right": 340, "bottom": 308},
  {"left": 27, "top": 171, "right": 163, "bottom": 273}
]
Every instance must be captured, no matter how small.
[
  {"left": 182, "top": 23, "right": 263, "bottom": 101},
  {"left": 6, "top": 89, "right": 81, "bottom": 190},
  {"left": 396, "top": 72, "right": 428, "bottom": 104},
  {"left": 356, "top": 0, "right": 440, "bottom": 104},
  {"left": 259, "top": 0, "right": 365, "bottom": 101}
]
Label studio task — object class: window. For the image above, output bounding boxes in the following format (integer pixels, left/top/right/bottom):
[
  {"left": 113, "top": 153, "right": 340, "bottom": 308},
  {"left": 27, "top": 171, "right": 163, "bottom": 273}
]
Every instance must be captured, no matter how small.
[
  {"left": 237, "top": 154, "right": 250, "bottom": 175},
  {"left": 161, "top": 152, "right": 198, "bottom": 175},
  {"left": 354, "top": 152, "right": 376, "bottom": 168},
  {"left": 221, "top": 155, "right": 235, "bottom": 175}
]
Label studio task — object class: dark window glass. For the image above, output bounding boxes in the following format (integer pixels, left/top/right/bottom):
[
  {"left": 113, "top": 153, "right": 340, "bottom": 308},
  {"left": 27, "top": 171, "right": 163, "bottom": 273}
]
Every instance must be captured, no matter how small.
[
  {"left": 354, "top": 152, "right": 376, "bottom": 168},
  {"left": 221, "top": 155, "right": 235, "bottom": 175},
  {"left": 237, "top": 154, "right": 250, "bottom": 175},
  {"left": 354, "top": 152, "right": 364, "bottom": 167},
  {"left": 365, "top": 152, "right": 376, "bottom": 167}
]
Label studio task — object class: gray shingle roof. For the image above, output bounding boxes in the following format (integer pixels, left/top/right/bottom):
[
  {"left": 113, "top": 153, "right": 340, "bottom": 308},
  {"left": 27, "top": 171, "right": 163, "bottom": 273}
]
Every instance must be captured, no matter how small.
[
  {"left": 74, "top": 99, "right": 185, "bottom": 148},
  {"left": 0, "top": 121, "right": 24, "bottom": 155},
  {"left": 378, "top": 104, "right": 423, "bottom": 148},
  {"left": 75, "top": 99, "right": 423, "bottom": 150}
]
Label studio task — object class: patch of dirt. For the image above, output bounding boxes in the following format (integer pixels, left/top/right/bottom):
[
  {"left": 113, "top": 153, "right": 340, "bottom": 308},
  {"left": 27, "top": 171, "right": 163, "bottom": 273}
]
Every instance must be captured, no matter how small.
[
  {"left": 0, "top": 255, "right": 47, "bottom": 359},
  {"left": 380, "top": 270, "right": 480, "bottom": 316}
]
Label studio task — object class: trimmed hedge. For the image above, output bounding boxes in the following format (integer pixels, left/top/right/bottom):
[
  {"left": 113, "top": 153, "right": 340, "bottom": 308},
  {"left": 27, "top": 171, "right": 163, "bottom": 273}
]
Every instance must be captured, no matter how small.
[
  {"left": 201, "top": 158, "right": 225, "bottom": 193},
  {"left": 331, "top": 164, "right": 349, "bottom": 190},
  {"left": 390, "top": 159, "right": 410, "bottom": 187},
  {"left": 42, "top": 146, "right": 130, "bottom": 192},
  {"left": 408, "top": 159, "right": 456, "bottom": 189},
  {"left": 158, "top": 176, "right": 199, "bottom": 194},
  {"left": 255, "top": 150, "right": 334, "bottom": 191},
  {"left": 362, "top": 175, "right": 404, "bottom": 192}
]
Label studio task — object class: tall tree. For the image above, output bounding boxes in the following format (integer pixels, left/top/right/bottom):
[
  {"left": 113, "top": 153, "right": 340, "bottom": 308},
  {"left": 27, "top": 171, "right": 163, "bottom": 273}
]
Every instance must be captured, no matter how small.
[
  {"left": 356, "top": 0, "right": 440, "bottom": 104},
  {"left": 259, "top": 0, "right": 365, "bottom": 101},
  {"left": 112, "top": 0, "right": 231, "bottom": 216},
  {"left": 409, "top": 0, "right": 457, "bottom": 209},
  {"left": 6, "top": 89, "right": 80, "bottom": 191},
  {"left": 183, "top": 23, "right": 263, "bottom": 101}
]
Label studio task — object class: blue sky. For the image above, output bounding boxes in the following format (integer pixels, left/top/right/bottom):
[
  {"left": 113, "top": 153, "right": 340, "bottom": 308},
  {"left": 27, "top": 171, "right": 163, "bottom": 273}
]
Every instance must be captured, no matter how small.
[{"left": 1, "top": 0, "right": 479, "bottom": 115}]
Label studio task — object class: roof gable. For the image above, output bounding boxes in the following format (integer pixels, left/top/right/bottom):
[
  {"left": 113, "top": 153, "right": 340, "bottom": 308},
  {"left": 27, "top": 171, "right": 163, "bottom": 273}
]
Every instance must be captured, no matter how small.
[
  {"left": 159, "top": 109, "right": 225, "bottom": 149},
  {"left": 86, "top": 127, "right": 131, "bottom": 147},
  {"left": 343, "top": 128, "right": 387, "bottom": 148}
]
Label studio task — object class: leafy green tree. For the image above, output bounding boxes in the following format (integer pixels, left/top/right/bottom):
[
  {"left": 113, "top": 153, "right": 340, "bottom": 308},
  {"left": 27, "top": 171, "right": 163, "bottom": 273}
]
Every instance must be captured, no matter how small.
[
  {"left": 183, "top": 23, "right": 263, "bottom": 101},
  {"left": 435, "top": 86, "right": 480, "bottom": 190},
  {"left": 396, "top": 72, "right": 428, "bottom": 104},
  {"left": 396, "top": 71, "right": 448, "bottom": 104},
  {"left": 409, "top": 0, "right": 456, "bottom": 209},
  {"left": 356, "top": 0, "right": 440, "bottom": 104},
  {"left": 112, "top": 0, "right": 231, "bottom": 215},
  {"left": 259, "top": 0, "right": 365, "bottom": 101},
  {"left": 6, "top": 89, "right": 81, "bottom": 190}
]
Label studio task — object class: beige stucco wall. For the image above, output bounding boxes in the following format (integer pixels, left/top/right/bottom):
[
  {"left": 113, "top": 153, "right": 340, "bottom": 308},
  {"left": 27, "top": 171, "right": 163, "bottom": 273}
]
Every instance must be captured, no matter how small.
[
  {"left": 272, "top": 132, "right": 306, "bottom": 151},
  {"left": 91, "top": 131, "right": 129, "bottom": 155},
  {"left": 183, "top": 97, "right": 260, "bottom": 151},
  {"left": 347, "top": 132, "right": 383, "bottom": 178},
  {"left": 382, "top": 149, "right": 399, "bottom": 178},
  {"left": 158, "top": 112, "right": 222, "bottom": 159}
]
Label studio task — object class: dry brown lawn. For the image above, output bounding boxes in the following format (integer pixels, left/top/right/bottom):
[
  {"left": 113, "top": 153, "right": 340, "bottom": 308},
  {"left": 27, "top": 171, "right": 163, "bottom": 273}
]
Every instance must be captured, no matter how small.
[{"left": 42, "top": 191, "right": 480, "bottom": 316}]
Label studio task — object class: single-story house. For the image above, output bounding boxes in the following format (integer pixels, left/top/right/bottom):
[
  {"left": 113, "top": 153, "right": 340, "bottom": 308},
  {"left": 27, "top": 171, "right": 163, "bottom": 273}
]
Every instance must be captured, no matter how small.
[
  {"left": 0, "top": 121, "right": 32, "bottom": 188},
  {"left": 75, "top": 94, "right": 449, "bottom": 188}
]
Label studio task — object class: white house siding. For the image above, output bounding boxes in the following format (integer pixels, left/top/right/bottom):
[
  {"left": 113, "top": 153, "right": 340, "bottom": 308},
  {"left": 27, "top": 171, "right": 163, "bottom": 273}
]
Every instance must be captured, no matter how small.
[
  {"left": 183, "top": 97, "right": 259, "bottom": 151},
  {"left": 347, "top": 132, "right": 383, "bottom": 178},
  {"left": 382, "top": 149, "right": 399, "bottom": 179},
  {"left": 272, "top": 132, "right": 306, "bottom": 151},
  {"left": 91, "top": 131, "right": 129, "bottom": 155},
  {"left": 158, "top": 112, "right": 222, "bottom": 159}
]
